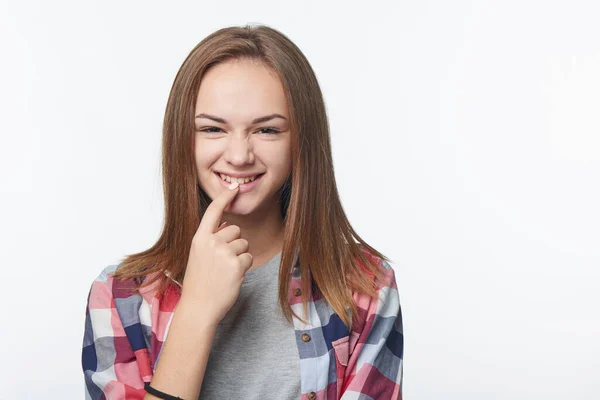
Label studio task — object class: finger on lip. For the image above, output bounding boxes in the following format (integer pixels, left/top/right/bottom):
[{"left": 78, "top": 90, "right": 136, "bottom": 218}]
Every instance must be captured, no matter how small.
[
  {"left": 199, "top": 179, "right": 240, "bottom": 234},
  {"left": 228, "top": 181, "right": 239, "bottom": 190}
]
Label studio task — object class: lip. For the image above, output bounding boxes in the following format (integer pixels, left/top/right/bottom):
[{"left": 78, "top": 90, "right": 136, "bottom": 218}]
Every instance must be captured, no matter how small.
[{"left": 215, "top": 171, "right": 265, "bottom": 193}]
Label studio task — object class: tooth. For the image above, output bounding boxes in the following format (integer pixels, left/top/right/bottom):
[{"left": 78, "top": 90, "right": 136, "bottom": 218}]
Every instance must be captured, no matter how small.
[{"left": 219, "top": 173, "right": 259, "bottom": 183}]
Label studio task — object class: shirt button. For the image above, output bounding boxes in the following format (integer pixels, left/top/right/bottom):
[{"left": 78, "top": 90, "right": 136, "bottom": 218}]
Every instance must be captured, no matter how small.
[
  {"left": 308, "top": 392, "right": 316, "bottom": 400},
  {"left": 301, "top": 333, "right": 311, "bottom": 342},
  {"left": 294, "top": 288, "right": 302, "bottom": 297}
]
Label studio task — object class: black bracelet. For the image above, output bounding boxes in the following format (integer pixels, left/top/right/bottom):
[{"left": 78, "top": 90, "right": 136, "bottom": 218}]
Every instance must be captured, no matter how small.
[{"left": 144, "top": 382, "right": 184, "bottom": 400}]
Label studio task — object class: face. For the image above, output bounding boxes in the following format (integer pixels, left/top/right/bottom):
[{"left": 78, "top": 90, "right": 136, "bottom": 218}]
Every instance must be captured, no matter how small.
[{"left": 194, "top": 58, "right": 292, "bottom": 216}]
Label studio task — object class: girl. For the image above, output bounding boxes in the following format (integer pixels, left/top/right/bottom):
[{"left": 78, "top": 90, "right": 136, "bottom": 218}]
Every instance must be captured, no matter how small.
[{"left": 82, "top": 24, "right": 403, "bottom": 400}]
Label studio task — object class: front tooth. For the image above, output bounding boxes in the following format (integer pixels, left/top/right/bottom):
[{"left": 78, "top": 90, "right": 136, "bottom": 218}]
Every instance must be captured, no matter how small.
[{"left": 220, "top": 174, "right": 257, "bottom": 183}]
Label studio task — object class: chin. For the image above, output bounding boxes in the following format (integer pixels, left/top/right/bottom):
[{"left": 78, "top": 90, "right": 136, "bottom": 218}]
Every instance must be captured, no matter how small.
[{"left": 224, "top": 202, "right": 259, "bottom": 216}]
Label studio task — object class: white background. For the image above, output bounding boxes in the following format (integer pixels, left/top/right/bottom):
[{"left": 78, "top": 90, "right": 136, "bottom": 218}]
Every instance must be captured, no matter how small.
[{"left": 1, "top": 0, "right": 599, "bottom": 399}]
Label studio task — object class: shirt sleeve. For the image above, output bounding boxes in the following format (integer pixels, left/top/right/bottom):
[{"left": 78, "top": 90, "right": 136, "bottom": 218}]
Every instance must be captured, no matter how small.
[
  {"left": 81, "top": 267, "right": 147, "bottom": 399},
  {"left": 340, "top": 259, "right": 404, "bottom": 399}
]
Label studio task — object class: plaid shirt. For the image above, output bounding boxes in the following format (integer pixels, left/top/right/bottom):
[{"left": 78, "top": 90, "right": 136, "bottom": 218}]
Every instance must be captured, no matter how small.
[{"left": 82, "top": 252, "right": 403, "bottom": 399}]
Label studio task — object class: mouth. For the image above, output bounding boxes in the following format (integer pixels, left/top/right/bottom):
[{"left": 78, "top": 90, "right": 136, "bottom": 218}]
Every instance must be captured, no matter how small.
[{"left": 214, "top": 171, "right": 266, "bottom": 193}]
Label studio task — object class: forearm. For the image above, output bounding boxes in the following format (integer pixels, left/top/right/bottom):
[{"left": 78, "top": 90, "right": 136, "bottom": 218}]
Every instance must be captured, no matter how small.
[{"left": 144, "top": 300, "right": 218, "bottom": 400}]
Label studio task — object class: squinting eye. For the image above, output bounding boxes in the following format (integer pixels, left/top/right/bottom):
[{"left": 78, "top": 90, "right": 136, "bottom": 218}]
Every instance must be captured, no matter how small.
[
  {"left": 198, "top": 127, "right": 223, "bottom": 133},
  {"left": 196, "top": 127, "right": 280, "bottom": 135},
  {"left": 257, "top": 127, "right": 280, "bottom": 135}
]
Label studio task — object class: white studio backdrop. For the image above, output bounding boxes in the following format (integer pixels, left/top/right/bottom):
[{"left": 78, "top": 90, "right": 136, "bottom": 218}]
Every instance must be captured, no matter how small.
[{"left": 1, "top": 0, "right": 598, "bottom": 399}]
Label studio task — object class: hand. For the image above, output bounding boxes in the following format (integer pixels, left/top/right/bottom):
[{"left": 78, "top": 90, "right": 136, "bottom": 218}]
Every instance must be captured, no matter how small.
[{"left": 180, "top": 181, "right": 254, "bottom": 324}]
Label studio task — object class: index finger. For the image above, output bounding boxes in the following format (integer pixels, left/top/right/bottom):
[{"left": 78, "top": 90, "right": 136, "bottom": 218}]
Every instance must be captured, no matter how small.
[{"left": 198, "top": 181, "right": 240, "bottom": 235}]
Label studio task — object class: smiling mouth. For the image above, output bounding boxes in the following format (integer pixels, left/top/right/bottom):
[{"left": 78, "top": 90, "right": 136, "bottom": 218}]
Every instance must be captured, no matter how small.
[{"left": 214, "top": 172, "right": 265, "bottom": 185}]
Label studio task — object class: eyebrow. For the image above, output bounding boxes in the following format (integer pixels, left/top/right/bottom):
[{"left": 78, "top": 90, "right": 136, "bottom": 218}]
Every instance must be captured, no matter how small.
[{"left": 195, "top": 113, "right": 287, "bottom": 125}]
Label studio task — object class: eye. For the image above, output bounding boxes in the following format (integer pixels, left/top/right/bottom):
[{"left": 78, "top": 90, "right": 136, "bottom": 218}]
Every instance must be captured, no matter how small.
[
  {"left": 196, "top": 126, "right": 281, "bottom": 135},
  {"left": 257, "top": 127, "right": 281, "bottom": 135},
  {"left": 197, "top": 127, "right": 223, "bottom": 133}
]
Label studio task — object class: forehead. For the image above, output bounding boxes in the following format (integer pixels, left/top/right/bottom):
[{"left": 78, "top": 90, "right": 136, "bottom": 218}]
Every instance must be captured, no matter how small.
[{"left": 195, "top": 59, "right": 289, "bottom": 120}]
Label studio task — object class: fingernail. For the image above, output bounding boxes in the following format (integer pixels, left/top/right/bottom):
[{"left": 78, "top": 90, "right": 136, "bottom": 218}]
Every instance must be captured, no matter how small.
[{"left": 229, "top": 181, "right": 239, "bottom": 190}]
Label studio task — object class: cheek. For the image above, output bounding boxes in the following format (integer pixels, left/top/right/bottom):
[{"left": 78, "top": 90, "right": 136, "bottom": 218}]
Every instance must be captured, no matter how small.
[
  {"left": 194, "top": 153, "right": 217, "bottom": 189},
  {"left": 194, "top": 140, "right": 220, "bottom": 170},
  {"left": 265, "top": 148, "right": 292, "bottom": 181},
  {"left": 279, "top": 144, "right": 292, "bottom": 175},
  {"left": 256, "top": 140, "right": 287, "bottom": 161}
]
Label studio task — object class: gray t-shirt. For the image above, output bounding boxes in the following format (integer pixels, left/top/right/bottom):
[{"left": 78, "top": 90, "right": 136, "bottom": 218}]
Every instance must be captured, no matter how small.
[{"left": 198, "top": 251, "right": 301, "bottom": 399}]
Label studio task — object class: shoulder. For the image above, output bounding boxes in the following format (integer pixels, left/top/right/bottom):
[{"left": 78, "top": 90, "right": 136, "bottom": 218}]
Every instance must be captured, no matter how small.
[
  {"left": 360, "top": 251, "right": 398, "bottom": 298},
  {"left": 85, "top": 264, "right": 161, "bottom": 337},
  {"left": 350, "top": 252, "right": 401, "bottom": 328},
  {"left": 93, "top": 263, "right": 119, "bottom": 283},
  {"left": 86, "top": 264, "right": 150, "bottom": 306},
  {"left": 355, "top": 248, "right": 397, "bottom": 288},
  {"left": 86, "top": 264, "right": 119, "bottom": 302}
]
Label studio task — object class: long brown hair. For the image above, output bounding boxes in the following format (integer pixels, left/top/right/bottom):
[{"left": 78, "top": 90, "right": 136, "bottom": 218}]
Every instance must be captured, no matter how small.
[{"left": 113, "top": 23, "right": 390, "bottom": 329}]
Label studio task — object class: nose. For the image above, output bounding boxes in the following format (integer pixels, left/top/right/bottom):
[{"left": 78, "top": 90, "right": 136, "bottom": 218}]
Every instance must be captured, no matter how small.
[{"left": 223, "top": 134, "right": 255, "bottom": 166}]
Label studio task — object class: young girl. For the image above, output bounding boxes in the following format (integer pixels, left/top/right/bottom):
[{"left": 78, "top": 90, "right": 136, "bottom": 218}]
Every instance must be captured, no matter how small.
[{"left": 82, "top": 24, "right": 403, "bottom": 400}]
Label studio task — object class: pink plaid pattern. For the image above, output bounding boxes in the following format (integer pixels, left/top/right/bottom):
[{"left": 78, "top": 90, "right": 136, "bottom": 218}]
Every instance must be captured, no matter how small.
[{"left": 82, "top": 251, "right": 403, "bottom": 399}]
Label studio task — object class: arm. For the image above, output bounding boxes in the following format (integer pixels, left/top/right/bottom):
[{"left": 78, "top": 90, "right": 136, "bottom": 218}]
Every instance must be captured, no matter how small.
[
  {"left": 82, "top": 270, "right": 147, "bottom": 399},
  {"left": 340, "top": 260, "right": 404, "bottom": 399},
  {"left": 144, "top": 299, "right": 218, "bottom": 400}
]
